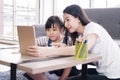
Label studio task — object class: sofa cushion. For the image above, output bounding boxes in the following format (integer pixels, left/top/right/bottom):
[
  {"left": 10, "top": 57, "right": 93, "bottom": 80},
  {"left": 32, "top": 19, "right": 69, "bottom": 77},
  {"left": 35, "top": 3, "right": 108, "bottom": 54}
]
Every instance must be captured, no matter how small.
[
  {"left": 36, "top": 36, "right": 48, "bottom": 46},
  {"left": 85, "top": 8, "right": 120, "bottom": 39},
  {"left": 33, "top": 24, "right": 46, "bottom": 38}
]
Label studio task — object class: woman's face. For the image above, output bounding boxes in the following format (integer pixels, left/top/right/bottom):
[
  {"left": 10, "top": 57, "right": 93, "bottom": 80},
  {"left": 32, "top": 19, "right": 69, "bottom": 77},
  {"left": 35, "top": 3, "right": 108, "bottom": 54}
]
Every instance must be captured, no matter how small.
[
  {"left": 46, "top": 23, "right": 63, "bottom": 42},
  {"left": 63, "top": 13, "right": 80, "bottom": 33}
]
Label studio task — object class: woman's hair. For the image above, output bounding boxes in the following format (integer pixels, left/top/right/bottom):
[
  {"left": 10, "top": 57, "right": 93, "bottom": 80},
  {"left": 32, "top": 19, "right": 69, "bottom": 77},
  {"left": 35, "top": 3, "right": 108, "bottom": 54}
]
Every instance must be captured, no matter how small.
[
  {"left": 45, "top": 16, "right": 65, "bottom": 31},
  {"left": 63, "top": 4, "right": 91, "bottom": 44},
  {"left": 63, "top": 4, "right": 90, "bottom": 25}
]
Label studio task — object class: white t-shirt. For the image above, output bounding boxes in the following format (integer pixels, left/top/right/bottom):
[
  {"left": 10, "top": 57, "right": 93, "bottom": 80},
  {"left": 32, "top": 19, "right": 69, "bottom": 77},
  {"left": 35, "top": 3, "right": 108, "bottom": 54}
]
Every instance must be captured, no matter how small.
[{"left": 84, "top": 22, "right": 120, "bottom": 79}]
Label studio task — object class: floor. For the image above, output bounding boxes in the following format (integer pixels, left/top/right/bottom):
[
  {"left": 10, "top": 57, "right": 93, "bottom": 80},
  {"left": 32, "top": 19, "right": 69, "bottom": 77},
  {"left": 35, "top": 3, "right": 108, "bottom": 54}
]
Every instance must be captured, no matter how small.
[
  {"left": 0, "top": 64, "right": 10, "bottom": 72},
  {"left": 0, "top": 44, "right": 18, "bottom": 72}
]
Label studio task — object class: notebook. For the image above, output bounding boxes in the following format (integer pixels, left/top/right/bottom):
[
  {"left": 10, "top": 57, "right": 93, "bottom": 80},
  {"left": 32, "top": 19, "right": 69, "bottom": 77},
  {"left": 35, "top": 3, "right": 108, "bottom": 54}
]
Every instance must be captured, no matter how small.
[{"left": 17, "top": 26, "right": 37, "bottom": 55}]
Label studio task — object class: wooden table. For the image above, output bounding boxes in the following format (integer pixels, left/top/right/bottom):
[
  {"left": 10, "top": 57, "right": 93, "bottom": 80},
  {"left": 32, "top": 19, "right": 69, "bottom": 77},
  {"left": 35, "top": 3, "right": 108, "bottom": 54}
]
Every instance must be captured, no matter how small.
[{"left": 0, "top": 48, "right": 102, "bottom": 80}]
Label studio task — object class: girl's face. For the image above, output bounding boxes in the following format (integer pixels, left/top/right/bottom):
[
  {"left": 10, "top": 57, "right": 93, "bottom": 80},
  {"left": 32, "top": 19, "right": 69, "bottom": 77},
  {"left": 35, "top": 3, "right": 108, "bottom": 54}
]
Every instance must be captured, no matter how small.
[
  {"left": 46, "top": 23, "right": 63, "bottom": 42},
  {"left": 63, "top": 13, "right": 80, "bottom": 33}
]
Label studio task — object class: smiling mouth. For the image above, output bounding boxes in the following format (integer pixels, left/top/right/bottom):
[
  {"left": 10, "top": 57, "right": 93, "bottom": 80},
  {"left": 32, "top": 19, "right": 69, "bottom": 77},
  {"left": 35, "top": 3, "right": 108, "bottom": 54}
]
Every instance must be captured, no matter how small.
[
  {"left": 49, "top": 36, "right": 54, "bottom": 38},
  {"left": 68, "top": 27, "right": 71, "bottom": 31}
]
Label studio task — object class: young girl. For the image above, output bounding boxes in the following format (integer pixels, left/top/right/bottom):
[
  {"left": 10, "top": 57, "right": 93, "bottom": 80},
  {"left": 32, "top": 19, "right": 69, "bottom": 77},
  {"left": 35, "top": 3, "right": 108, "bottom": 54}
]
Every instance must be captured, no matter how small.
[
  {"left": 27, "top": 5, "right": 120, "bottom": 80},
  {"left": 26, "top": 16, "right": 80, "bottom": 80}
]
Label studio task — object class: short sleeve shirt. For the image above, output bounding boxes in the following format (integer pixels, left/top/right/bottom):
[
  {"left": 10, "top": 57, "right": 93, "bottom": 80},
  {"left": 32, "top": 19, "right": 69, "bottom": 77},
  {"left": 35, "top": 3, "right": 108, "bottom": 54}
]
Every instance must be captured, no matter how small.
[{"left": 84, "top": 22, "right": 120, "bottom": 79}]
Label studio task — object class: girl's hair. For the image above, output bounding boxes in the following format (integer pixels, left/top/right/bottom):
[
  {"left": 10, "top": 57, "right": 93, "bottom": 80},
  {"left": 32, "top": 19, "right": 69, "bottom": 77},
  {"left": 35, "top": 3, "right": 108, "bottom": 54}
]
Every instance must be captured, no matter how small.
[
  {"left": 45, "top": 16, "right": 65, "bottom": 31},
  {"left": 45, "top": 16, "right": 68, "bottom": 44},
  {"left": 63, "top": 4, "right": 91, "bottom": 44}
]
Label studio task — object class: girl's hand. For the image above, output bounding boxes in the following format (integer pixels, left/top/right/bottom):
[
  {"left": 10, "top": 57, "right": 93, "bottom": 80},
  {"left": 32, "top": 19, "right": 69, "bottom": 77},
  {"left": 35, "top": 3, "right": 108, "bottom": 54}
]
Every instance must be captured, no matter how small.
[
  {"left": 27, "top": 45, "right": 49, "bottom": 57},
  {"left": 51, "top": 43, "right": 67, "bottom": 47},
  {"left": 27, "top": 45, "right": 58, "bottom": 57},
  {"left": 27, "top": 45, "right": 40, "bottom": 57}
]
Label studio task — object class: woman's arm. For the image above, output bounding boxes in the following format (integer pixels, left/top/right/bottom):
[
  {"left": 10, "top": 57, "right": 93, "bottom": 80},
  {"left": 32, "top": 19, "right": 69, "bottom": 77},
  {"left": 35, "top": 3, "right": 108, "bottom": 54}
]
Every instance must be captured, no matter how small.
[{"left": 76, "top": 33, "right": 99, "bottom": 50}]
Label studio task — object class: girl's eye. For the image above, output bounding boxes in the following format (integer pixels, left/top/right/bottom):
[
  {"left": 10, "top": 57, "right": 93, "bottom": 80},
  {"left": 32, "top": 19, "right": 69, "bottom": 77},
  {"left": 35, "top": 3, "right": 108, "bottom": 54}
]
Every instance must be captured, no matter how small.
[
  {"left": 46, "top": 29, "right": 50, "bottom": 31},
  {"left": 53, "top": 28, "right": 57, "bottom": 31}
]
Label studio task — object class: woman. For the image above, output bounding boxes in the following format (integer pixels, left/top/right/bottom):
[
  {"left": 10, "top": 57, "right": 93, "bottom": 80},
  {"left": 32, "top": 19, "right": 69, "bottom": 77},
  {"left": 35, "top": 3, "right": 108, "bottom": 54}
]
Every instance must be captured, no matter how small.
[{"left": 27, "top": 5, "right": 120, "bottom": 80}]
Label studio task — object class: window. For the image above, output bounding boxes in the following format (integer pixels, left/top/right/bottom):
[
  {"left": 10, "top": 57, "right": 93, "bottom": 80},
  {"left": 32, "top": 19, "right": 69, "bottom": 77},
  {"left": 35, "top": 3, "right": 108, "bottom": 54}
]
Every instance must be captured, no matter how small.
[
  {"left": 0, "top": 0, "right": 37, "bottom": 40},
  {"left": 107, "top": 0, "right": 120, "bottom": 8},
  {"left": 92, "top": 0, "right": 107, "bottom": 8},
  {"left": 54, "top": 0, "right": 90, "bottom": 19},
  {"left": 0, "top": 0, "right": 120, "bottom": 41},
  {"left": 53, "top": 0, "right": 120, "bottom": 20}
]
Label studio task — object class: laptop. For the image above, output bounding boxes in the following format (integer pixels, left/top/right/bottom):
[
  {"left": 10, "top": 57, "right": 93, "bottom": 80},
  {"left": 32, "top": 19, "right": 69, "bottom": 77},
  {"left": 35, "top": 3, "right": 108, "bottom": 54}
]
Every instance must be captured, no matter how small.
[{"left": 17, "top": 26, "right": 37, "bottom": 55}]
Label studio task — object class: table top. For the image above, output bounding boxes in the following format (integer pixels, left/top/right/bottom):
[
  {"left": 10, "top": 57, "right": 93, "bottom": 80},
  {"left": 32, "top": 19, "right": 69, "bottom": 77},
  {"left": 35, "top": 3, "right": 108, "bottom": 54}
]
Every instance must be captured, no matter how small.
[
  {"left": 18, "top": 54, "right": 101, "bottom": 74},
  {"left": 0, "top": 48, "right": 102, "bottom": 74}
]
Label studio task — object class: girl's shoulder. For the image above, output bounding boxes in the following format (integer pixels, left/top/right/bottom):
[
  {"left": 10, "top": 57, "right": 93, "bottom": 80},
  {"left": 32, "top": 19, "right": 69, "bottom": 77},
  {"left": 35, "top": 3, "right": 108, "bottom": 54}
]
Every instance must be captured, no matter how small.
[{"left": 48, "top": 36, "right": 67, "bottom": 46}]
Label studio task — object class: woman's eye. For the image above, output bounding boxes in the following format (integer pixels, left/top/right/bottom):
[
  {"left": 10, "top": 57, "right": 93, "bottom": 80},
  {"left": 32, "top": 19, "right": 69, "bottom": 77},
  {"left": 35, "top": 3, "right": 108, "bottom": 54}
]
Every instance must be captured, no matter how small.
[{"left": 66, "top": 19, "right": 69, "bottom": 21}]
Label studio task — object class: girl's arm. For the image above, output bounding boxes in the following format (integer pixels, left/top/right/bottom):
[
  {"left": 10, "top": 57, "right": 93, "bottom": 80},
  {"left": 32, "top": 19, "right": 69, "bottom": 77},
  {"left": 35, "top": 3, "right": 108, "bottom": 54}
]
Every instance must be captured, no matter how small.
[
  {"left": 59, "top": 67, "right": 72, "bottom": 80},
  {"left": 27, "top": 33, "right": 98, "bottom": 57},
  {"left": 27, "top": 46, "right": 75, "bottom": 57}
]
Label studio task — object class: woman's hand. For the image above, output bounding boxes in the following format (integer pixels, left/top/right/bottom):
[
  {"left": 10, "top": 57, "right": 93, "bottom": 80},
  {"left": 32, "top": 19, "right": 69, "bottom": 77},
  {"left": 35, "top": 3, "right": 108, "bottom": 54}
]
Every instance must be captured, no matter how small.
[
  {"left": 76, "top": 37, "right": 85, "bottom": 43},
  {"left": 76, "top": 33, "right": 99, "bottom": 50}
]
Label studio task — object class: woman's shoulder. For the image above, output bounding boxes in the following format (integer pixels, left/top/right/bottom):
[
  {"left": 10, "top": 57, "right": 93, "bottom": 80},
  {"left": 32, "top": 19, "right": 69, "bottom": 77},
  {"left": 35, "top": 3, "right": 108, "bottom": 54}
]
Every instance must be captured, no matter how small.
[
  {"left": 88, "top": 22, "right": 101, "bottom": 26},
  {"left": 86, "top": 22, "right": 104, "bottom": 30},
  {"left": 84, "top": 21, "right": 106, "bottom": 36}
]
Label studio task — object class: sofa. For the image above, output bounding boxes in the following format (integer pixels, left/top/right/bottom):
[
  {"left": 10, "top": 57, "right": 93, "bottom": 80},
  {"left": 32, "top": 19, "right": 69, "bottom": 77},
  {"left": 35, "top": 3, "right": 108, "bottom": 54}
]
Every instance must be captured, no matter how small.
[
  {"left": 34, "top": 8, "right": 120, "bottom": 46},
  {"left": 85, "top": 8, "right": 120, "bottom": 40}
]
